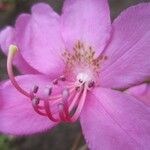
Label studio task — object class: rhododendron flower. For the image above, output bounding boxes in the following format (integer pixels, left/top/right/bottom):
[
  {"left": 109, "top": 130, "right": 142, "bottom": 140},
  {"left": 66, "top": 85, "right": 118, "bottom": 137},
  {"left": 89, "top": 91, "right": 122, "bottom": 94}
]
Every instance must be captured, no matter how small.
[{"left": 0, "top": 1, "right": 150, "bottom": 150}]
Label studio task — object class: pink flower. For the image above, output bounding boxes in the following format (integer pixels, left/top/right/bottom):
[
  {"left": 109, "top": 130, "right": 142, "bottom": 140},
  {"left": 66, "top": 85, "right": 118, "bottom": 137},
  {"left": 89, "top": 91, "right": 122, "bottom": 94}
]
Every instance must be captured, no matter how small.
[{"left": 0, "top": 1, "right": 150, "bottom": 149}]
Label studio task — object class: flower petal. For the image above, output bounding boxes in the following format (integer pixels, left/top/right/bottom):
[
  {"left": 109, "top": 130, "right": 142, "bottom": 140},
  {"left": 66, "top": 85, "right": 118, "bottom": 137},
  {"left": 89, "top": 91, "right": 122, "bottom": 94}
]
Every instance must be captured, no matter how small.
[
  {"left": 14, "top": 3, "right": 65, "bottom": 76},
  {"left": 0, "top": 75, "right": 59, "bottom": 135},
  {"left": 101, "top": 3, "right": 150, "bottom": 89},
  {"left": 126, "top": 83, "right": 150, "bottom": 107},
  {"left": 61, "top": 0, "right": 111, "bottom": 54},
  {"left": 0, "top": 26, "right": 37, "bottom": 74},
  {"left": 80, "top": 88, "right": 150, "bottom": 150}
]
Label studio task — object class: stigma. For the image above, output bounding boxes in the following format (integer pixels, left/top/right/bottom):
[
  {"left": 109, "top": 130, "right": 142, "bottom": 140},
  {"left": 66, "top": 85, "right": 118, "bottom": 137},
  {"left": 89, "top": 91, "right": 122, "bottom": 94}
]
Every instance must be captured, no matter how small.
[{"left": 7, "top": 42, "right": 106, "bottom": 123}]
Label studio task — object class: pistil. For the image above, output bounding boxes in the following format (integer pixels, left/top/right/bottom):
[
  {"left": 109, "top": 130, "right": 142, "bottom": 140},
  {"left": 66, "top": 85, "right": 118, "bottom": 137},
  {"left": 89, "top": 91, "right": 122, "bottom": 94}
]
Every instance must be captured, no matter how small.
[{"left": 7, "top": 45, "right": 31, "bottom": 98}]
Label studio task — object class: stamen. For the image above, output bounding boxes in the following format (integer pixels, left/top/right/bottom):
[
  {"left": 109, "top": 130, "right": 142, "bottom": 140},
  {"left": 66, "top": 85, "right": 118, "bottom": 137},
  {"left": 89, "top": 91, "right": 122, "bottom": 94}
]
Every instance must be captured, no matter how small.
[
  {"left": 59, "top": 88, "right": 70, "bottom": 122},
  {"left": 59, "top": 86, "right": 83, "bottom": 122},
  {"left": 44, "top": 99, "right": 59, "bottom": 122},
  {"left": 32, "top": 97, "right": 40, "bottom": 106},
  {"left": 33, "top": 106, "right": 47, "bottom": 116},
  {"left": 44, "top": 86, "right": 52, "bottom": 96},
  {"left": 31, "top": 85, "right": 39, "bottom": 94},
  {"left": 69, "top": 90, "right": 82, "bottom": 112},
  {"left": 58, "top": 104, "right": 68, "bottom": 122},
  {"left": 43, "top": 88, "right": 59, "bottom": 122},
  {"left": 49, "top": 86, "right": 75, "bottom": 104},
  {"left": 44, "top": 100, "right": 59, "bottom": 122},
  {"left": 31, "top": 98, "right": 47, "bottom": 116},
  {"left": 7, "top": 42, "right": 94, "bottom": 124},
  {"left": 68, "top": 87, "right": 87, "bottom": 122}
]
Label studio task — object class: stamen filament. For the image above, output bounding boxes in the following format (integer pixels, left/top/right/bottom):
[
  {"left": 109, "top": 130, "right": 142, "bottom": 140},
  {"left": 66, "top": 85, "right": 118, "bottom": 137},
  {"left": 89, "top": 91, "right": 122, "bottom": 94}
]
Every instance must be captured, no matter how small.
[
  {"left": 32, "top": 105, "right": 47, "bottom": 116},
  {"left": 58, "top": 104, "right": 68, "bottom": 122},
  {"left": 44, "top": 99, "right": 59, "bottom": 122},
  {"left": 59, "top": 88, "right": 70, "bottom": 122},
  {"left": 69, "top": 90, "right": 82, "bottom": 112},
  {"left": 59, "top": 86, "right": 87, "bottom": 123},
  {"left": 68, "top": 87, "right": 87, "bottom": 122},
  {"left": 48, "top": 88, "right": 75, "bottom": 105}
]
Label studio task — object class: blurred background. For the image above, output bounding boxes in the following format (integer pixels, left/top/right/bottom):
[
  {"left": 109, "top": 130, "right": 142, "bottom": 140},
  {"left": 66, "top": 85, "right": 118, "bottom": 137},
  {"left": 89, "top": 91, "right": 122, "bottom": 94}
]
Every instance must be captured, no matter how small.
[{"left": 0, "top": 0, "right": 149, "bottom": 150}]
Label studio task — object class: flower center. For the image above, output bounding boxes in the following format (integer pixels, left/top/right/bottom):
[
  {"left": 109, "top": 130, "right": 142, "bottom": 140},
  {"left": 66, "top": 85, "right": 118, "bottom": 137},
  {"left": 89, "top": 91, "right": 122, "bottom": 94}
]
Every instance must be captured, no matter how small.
[
  {"left": 77, "top": 72, "right": 92, "bottom": 84},
  {"left": 7, "top": 43, "right": 107, "bottom": 123},
  {"left": 62, "top": 41, "right": 107, "bottom": 83}
]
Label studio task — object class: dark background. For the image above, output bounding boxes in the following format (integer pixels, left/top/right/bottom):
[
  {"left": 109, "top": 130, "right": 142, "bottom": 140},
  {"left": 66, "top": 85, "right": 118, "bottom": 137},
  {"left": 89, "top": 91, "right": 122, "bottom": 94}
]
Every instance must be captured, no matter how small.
[{"left": 0, "top": 0, "right": 149, "bottom": 150}]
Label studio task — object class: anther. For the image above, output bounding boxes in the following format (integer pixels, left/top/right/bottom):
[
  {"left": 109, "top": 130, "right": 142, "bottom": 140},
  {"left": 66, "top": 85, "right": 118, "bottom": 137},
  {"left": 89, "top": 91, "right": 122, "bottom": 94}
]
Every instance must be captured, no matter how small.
[
  {"left": 59, "top": 75, "right": 66, "bottom": 81},
  {"left": 44, "top": 86, "right": 52, "bottom": 96},
  {"left": 32, "top": 97, "right": 40, "bottom": 106},
  {"left": 88, "top": 81, "right": 95, "bottom": 88},
  {"left": 79, "top": 79, "right": 83, "bottom": 83},
  {"left": 53, "top": 79, "right": 58, "bottom": 85},
  {"left": 31, "top": 85, "right": 39, "bottom": 93}
]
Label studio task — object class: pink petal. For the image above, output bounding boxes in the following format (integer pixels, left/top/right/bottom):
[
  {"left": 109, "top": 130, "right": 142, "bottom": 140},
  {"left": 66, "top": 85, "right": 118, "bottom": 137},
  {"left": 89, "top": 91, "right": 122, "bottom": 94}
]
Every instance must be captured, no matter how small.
[
  {"left": 80, "top": 87, "right": 150, "bottom": 150},
  {"left": 0, "top": 26, "right": 37, "bottom": 74},
  {"left": 0, "top": 75, "right": 58, "bottom": 135},
  {"left": 101, "top": 3, "right": 150, "bottom": 89},
  {"left": 14, "top": 3, "right": 65, "bottom": 76},
  {"left": 61, "top": 0, "right": 111, "bottom": 54},
  {"left": 126, "top": 83, "right": 150, "bottom": 107}
]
